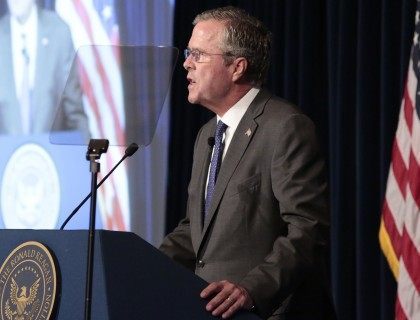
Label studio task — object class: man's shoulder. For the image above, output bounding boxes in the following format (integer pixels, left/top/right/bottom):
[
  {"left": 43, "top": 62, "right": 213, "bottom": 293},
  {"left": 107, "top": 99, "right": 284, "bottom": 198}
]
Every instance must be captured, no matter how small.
[
  {"left": 246, "top": 90, "right": 319, "bottom": 143},
  {"left": 38, "top": 8, "right": 70, "bottom": 31},
  {"left": 261, "top": 90, "right": 303, "bottom": 114},
  {"left": 252, "top": 89, "right": 308, "bottom": 125}
]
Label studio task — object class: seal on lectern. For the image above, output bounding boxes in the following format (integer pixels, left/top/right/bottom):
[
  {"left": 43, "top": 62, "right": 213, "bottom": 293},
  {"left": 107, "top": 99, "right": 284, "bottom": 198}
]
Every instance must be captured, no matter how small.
[{"left": 0, "top": 241, "right": 58, "bottom": 320}]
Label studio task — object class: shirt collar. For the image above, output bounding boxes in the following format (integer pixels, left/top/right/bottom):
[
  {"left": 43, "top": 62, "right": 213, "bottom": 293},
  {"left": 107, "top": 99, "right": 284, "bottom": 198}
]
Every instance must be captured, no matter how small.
[
  {"left": 217, "top": 87, "right": 260, "bottom": 130},
  {"left": 10, "top": 5, "right": 38, "bottom": 35}
]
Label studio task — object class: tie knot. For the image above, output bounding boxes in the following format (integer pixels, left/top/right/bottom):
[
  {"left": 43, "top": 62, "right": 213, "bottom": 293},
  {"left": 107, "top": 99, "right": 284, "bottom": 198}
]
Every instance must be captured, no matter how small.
[{"left": 215, "top": 121, "right": 227, "bottom": 138}]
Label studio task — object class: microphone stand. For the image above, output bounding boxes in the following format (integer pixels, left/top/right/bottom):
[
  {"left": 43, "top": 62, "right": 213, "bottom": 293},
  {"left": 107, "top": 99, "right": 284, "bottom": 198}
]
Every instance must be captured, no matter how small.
[
  {"left": 84, "top": 139, "right": 109, "bottom": 320},
  {"left": 60, "top": 142, "right": 139, "bottom": 230}
]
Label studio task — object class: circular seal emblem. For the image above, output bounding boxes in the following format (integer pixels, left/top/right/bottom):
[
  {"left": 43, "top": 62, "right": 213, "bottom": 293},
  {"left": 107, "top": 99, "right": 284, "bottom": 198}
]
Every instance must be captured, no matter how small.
[
  {"left": 0, "top": 241, "right": 58, "bottom": 320},
  {"left": 1, "top": 143, "right": 60, "bottom": 229}
]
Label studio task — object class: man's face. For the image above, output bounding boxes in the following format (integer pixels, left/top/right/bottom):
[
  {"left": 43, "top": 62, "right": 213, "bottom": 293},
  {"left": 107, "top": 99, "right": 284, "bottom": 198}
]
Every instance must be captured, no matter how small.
[
  {"left": 7, "top": 0, "right": 35, "bottom": 22},
  {"left": 183, "top": 20, "right": 235, "bottom": 113}
]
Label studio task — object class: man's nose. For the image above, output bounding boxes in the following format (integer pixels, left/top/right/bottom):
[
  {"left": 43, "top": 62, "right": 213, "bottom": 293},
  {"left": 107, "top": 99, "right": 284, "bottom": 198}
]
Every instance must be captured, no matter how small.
[{"left": 183, "top": 55, "right": 193, "bottom": 70}]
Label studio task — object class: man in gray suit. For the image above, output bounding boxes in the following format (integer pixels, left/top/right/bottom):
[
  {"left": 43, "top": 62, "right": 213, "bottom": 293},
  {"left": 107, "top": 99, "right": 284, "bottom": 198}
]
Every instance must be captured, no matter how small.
[
  {"left": 160, "top": 6, "right": 334, "bottom": 320},
  {"left": 0, "top": 0, "right": 88, "bottom": 136}
]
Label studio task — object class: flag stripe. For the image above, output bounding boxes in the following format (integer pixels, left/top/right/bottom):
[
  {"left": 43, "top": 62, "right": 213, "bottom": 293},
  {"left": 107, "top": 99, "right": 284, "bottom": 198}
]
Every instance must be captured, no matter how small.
[
  {"left": 403, "top": 88, "right": 413, "bottom": 134},
  {"left": 392, "top": 139, "right": 408, "bottom": 199},
  {"left": 385, "top": 167, "right": 405, "bottom": 235},
  {"left": 73, "top": 0, "right": 95, "bottom": 43},
  {"left": 382, "top": 201, "right": 402, "bottom": 258},
  {"left": 395, "top": 295, "right": 407, "bottom": 320},
  {"left": 401, "top": 227, "right": 420, "bottom": 293},
  {"left": 408, "top": 151, "right": 420, "bottom": 208}
]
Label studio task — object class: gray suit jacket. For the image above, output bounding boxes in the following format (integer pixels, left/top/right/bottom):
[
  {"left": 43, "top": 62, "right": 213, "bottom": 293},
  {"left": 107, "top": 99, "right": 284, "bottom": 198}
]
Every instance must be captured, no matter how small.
[
  {"left": 0, "top": 8, "right": 89, "bottom": 136},
  {"left": 160, "top": 90, "right": 334, "bottom": 319}
]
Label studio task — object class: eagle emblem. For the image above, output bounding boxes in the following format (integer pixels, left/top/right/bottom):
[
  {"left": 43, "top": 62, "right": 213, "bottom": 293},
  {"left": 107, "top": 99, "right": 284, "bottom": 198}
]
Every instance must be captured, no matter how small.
[
  {"left": 4, "top": 278, "right": 41, "bottom": 320},
  {"left": 0, "top": 241, "right": 58, "bottom": 320}
]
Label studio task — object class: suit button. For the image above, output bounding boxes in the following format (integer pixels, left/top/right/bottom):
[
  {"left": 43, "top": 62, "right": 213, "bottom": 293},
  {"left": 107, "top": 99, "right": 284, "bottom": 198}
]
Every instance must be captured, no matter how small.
[{"left": 197, "top": 260, "right": 205, "bottom": 268}]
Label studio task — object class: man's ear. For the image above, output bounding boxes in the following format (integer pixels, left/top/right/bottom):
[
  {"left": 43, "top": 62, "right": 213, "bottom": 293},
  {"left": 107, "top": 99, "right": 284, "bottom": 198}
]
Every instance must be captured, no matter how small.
[{"left": 231, "top": 57, "right": 248, "bottom": 82}]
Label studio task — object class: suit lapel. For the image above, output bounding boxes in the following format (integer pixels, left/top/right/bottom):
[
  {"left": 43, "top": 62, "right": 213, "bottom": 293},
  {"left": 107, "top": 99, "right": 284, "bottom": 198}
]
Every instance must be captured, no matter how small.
[
  {"left": 190, "top": 121, "right": 216, "bottom": 253},
  {"left": 0, "top": 19, "right": 15, "bottom": 95},
  {"left": 0, "top": 16, "right": 22, "bottom": 133},
  {"left": 198, "top": 90, "right": 272, "bottom": 248}
]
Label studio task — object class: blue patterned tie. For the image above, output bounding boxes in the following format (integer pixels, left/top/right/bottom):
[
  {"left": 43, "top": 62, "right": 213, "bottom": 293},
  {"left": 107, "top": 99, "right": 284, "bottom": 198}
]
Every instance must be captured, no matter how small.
[{"left": 205, "top": 120, "right": 228, "bottom": 218}]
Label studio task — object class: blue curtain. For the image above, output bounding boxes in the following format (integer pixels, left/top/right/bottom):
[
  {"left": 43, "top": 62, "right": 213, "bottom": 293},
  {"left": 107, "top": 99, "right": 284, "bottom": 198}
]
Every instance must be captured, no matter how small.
[{"left": 116, "top": 0, "right": 175, "bottom": 245}]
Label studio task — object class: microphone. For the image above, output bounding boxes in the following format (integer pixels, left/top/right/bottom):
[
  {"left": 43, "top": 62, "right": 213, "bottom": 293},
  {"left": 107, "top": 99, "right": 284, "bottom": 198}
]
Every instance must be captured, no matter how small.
[
  {"left": 208, "top": 137, "right": 215, "bottom": 147},
  {"left": 60, "top": 142, "right": 139, "bottom": 230}
]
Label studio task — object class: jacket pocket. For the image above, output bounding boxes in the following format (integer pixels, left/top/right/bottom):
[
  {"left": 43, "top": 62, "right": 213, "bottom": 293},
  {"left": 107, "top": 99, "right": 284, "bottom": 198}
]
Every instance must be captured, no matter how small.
[{"left": 226, "top": 173, "right": 261, "bottom": 197}]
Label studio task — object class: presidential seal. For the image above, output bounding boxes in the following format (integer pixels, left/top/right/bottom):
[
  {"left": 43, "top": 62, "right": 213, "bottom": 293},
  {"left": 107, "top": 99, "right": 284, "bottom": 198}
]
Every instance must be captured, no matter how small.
[
  {"left": 1, "top": 144, "right": 60, "bottom": 229},
  {"left": 0, "top": 241, "right": 58, "bottom": 320}
]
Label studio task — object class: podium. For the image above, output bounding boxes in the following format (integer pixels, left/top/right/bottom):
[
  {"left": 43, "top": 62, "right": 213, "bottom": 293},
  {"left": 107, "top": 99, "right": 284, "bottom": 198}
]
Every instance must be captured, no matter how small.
[{"left": 0, "top": 230, "right": 261, "bottom": 319}]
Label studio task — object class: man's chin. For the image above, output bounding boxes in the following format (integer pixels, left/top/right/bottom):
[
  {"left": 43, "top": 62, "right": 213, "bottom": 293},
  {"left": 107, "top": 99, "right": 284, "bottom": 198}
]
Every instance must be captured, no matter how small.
[{"left": 187, "top": 94, "right": 199, "bottom": 105}]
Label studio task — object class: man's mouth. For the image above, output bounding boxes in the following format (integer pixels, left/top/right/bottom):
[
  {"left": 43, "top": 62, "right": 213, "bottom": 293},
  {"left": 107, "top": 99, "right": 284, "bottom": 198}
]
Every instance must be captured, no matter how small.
[{"left": 187, "top": 78, "right": 196, "bottom": 89}]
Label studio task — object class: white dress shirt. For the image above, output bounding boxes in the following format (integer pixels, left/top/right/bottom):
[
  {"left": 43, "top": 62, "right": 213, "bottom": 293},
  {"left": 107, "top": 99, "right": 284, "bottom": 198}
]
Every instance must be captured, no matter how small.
[
  {"left": 217, "top": 87, "right": 260, "bottom": 159},
  {"left": 11, "top": 5, "right": 38, "bottom": 98},
  {"left": 205, "top": 87, "right": 260, "bottom": 198}
]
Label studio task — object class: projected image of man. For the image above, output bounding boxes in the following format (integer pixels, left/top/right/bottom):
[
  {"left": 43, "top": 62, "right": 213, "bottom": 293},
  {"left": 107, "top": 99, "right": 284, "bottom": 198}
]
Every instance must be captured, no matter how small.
[{"left": 0, "top": 0, "right": 89, "bottom": 136}]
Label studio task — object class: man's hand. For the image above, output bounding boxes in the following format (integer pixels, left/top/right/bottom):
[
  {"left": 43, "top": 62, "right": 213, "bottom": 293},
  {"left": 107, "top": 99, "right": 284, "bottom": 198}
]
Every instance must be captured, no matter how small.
[{"left": 200, "top": 280, "right": 254, "bottom": 319}]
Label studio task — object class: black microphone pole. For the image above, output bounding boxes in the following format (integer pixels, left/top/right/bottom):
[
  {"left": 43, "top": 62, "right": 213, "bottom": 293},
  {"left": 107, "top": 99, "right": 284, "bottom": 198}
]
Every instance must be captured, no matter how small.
[
  {"left": 60, "top": 143, "right": 139, "bottom": 230},
  {"left": 84, "top": 139, "right": 109, "bottom": 320}
]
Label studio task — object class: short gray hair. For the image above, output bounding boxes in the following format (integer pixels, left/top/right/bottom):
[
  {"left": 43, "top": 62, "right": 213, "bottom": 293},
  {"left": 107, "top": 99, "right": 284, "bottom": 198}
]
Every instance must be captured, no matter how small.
[{"left": 193, "top": 6, "right": 271, "bottom": 86}]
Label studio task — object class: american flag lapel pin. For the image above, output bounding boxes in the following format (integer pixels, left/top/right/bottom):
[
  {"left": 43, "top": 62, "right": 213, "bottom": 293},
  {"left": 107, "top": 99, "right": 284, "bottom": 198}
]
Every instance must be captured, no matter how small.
[{"left": 245, "top": 128, "right": 252, "bottom": 137}]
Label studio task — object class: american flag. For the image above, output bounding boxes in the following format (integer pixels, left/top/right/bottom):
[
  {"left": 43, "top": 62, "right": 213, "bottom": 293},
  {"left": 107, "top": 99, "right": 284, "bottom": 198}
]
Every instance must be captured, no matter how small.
[
  {"left": 55, "top": 0, "right": 130, "bottom": 230},
  {"left": 379, "top": 3, "right": 420, "bottom": 319}
]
